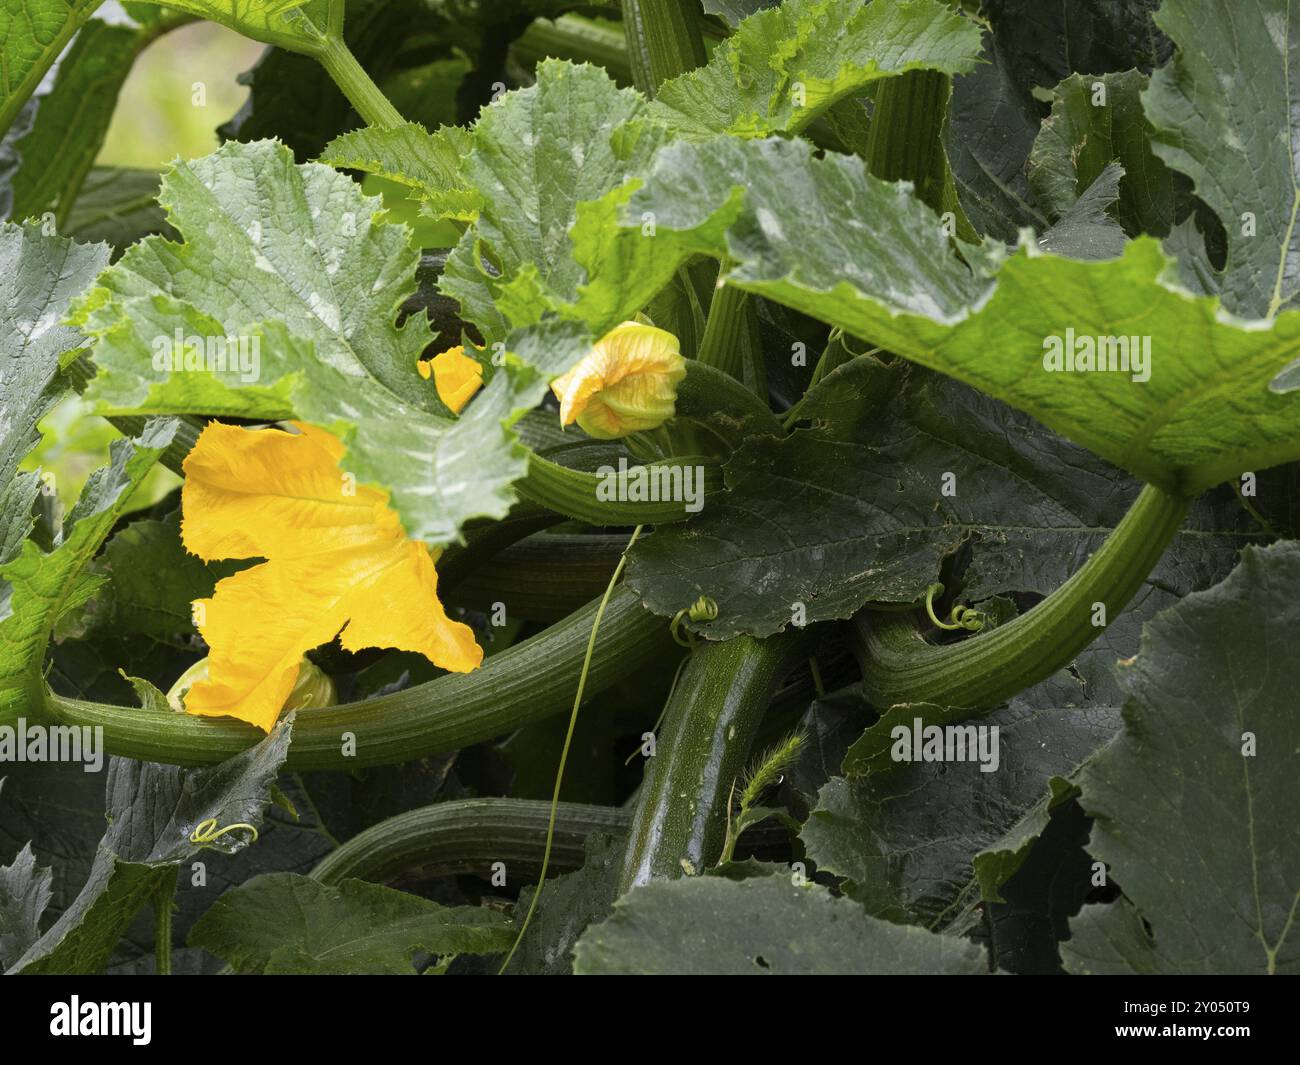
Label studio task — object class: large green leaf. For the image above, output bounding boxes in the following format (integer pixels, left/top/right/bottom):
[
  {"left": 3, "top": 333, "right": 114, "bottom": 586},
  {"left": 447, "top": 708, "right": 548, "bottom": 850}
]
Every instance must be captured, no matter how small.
[
  {"left": 573, "top": 873, "right": 986, "bottom": 974},
  {"left": 8, "top": 718, "right": 293, "bottom": 973},
  {"left": 439, "top": 59, "right": 668, "bottom": 343},
  {"left": 0, "top": 222, "right": 109, "bottom": 505},
  {"left": 70, "top": 140, "right": 562, "bottom": 545},
  {"left": 650, "top": 0, "right": 983, "bottom": 138},
  {"left": 944, "top": 0, "right": 1170, "bottom": 242},
  {"left": 1063, "top": 542, "right": 1300, "bottom": 975},
  {"left": 188, "top": 871, "right": 513, "bottom": 974},
  {"left": 800, "top": 700, "right": 1120, "bottom": 928},
  {"left": 627, "top": 358, "right": 1256, "bottom": 638},
  {"left": 620, "top": 135, "right": 1300, "bottom": 494},
  {"left": 1143, "top": 0, "right": 1299, "bottom": 319}
]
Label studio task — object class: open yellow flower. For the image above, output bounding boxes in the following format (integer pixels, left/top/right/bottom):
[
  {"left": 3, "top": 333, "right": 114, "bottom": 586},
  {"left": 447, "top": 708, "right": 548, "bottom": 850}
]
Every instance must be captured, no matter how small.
[
  {"left": 550, "top": 321, "right": 686, "bottom": 439},
  {"left": 418, "top": 345, "right": 483, "bottom": 413},
  {"left": 180, "top": 421, "right": 482, "bottom": 731}
]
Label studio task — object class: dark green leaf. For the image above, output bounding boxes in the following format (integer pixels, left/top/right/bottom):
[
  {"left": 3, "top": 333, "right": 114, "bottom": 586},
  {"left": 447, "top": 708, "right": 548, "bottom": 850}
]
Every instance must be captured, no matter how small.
[
  {"left": 574, "top": 873, "right": 986, "bottom": 974},
  {"left": 1063, "top": 542, "right": 1300, "bottom": 974},
  {"left": 189, "top": 872, "right": 514, "bottom": 974}
]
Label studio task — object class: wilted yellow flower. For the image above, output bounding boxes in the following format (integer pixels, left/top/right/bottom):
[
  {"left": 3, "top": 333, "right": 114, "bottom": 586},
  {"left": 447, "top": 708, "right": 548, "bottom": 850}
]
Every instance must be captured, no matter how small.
[
  {"left": 418, "top": 345, "right": 483, "bottom": 413},
  {"left": 550, "top": 321, "right": 686, "bottom": 439}
]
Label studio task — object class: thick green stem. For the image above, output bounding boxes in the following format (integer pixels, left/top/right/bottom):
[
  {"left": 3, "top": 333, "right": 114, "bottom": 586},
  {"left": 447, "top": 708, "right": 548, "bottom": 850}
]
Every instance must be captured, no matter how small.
[
  {"left": 856, "top": 484, "right": 1190, "bottom": 710},
  {"left": 620, "top": 0, "right": 708, "bottom": 97},
  {"left": 695, "top": 272, "right": 765, "bottom": 394},
  {"left": 41, "top": 586, "right": 669, "bottom": 769},
  {"left": 863, "top": 69, "right": 976, "bottom": 243},
  {"left": 617, "top": 630, "right": 812, "bottom": 892},
  {"left": 152, "top": 872, "right": 176, "bottom": 975},
  {"left": 310, "top": 799, "right": 630, "bottom": 885},
  {"left": 317, "top": 36, "right": 404, "bottom": 127}
]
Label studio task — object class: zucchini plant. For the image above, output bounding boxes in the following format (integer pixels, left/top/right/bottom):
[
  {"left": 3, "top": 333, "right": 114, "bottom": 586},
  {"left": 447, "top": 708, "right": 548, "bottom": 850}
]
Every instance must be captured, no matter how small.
[{"left": 0, "top": 0, "right": 1296, "bottom": 979}]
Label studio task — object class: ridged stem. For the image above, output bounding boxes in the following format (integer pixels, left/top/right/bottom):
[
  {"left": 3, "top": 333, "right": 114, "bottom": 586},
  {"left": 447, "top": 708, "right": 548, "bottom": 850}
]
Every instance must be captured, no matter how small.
[
  {"left": 41, "top": 586, "right": 668, "bottom": 769},
  {"left": 856, "top": 484, "right": 1190, "bottom": 710},
  {"left": 310, "top": 799, "right": 630, "bottom": 885},
  {"left": 620, "top": 0, "right": 708, "bottom": 97}
]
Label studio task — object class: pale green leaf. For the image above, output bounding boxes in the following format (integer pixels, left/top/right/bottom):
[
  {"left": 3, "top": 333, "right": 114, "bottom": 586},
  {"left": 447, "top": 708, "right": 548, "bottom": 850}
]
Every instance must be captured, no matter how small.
[
  {"left": 70, "top": 140, "right": 558, "bottom": 545},
  {"left": 651, "top": 0, "right": 984, "bottom": 138},
  {"left": 318, "top": 122, "right": 480, "bottom": 221},
  {"left": 621, "top": 135, "right": 1300, "bottom": 494}
]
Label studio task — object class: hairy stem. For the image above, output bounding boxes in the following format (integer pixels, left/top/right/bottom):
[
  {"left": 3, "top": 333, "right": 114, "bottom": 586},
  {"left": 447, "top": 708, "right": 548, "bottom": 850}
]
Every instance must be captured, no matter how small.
[
  {"left": 317, "top": 35, "right": 404, "bottom": 127},
  {"left": 856, "top": 483, "right": 1190, "bottom": 710}
]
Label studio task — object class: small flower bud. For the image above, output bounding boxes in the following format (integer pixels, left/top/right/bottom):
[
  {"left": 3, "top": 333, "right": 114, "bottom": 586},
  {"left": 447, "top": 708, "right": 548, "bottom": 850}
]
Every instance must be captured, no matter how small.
[{"left": 550, "top": 321, "right": 686, "bottom": 439}]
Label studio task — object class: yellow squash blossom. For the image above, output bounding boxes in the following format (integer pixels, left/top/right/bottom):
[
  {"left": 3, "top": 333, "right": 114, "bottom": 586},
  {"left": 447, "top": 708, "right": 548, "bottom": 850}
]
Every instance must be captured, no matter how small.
[
  {"left": 418, "top": 345, "right": 483, "bottom": 413},
  {"left": 550, "top": 321, "right": 686, "bottom": 439},
  {"left": 180, "top": 421, "right": 482, "bottom": 732}
]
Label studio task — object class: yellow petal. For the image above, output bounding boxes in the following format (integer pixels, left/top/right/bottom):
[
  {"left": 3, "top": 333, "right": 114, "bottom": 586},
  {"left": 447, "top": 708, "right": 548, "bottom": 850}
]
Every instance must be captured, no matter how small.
[
  {"left": 180, "top": 421, "right": 481, "bottom": 731},
  {"left": 549, "top": 321, "right": 685, "bottom": 439},
  {"left": 419, "top": 345, "right": 483, "bottom": 413}
]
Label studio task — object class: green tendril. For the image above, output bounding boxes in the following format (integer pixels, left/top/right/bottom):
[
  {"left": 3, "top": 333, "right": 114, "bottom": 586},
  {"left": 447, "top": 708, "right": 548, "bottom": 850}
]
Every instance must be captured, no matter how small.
[
  {"left": 670, "top": 595, "right": 719, "bottom": 647},
  {"left": 190, "top": 818, "right": 259, "bottom": 845},
  {"left": 923, "top": 583, "right": 986, "bottom": 633}
]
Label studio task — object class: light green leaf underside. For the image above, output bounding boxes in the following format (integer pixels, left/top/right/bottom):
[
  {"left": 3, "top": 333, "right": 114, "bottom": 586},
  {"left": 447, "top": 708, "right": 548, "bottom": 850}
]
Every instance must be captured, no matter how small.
[
  {"left": 0, "top": 0, "right": 103, "bottom": 136},
  {"left": 6, "top": 20, "right": 140, "bottom": 225},
  {"left": 318, "top": 122, "right": 480, "bottom": 222},
  {"left": 620, "top": 135, "right": 1300, "bottom": 495},
  {"left": 1143, "top": 0, "right": 1300, "bottom": 319},
  {"left": 1064, "top": 543, "right": 1300, "bottom": 975},
  {"left": 125, "top": 0, "right": 326, "bottom": 53},
  {"left": 573, "top": 874, "right": 986, "bottom": 974},
  {"left": 188, "top": 872, "right": 514, "bottom": 974},
  {"left": 651, "top": 0, "right": 983, "bottom": 137},
  {"left": 11, "top": 718, "right": 292, "bottom": 973}
]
